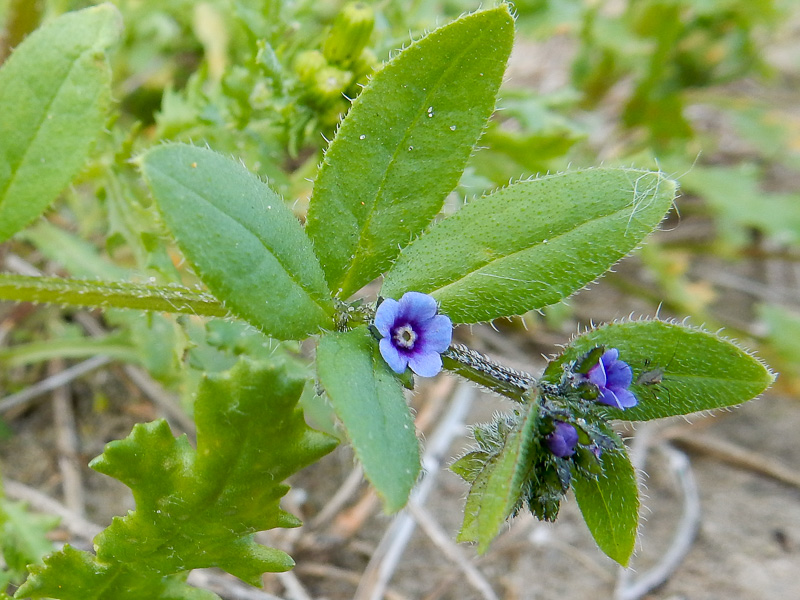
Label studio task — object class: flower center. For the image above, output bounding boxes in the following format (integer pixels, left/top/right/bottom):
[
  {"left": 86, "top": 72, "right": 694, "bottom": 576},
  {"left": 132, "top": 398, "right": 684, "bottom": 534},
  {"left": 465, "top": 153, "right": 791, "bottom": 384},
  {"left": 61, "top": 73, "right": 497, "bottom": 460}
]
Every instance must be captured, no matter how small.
[{"left": 392, "top": 324, "right": 417, "bottom": 349}]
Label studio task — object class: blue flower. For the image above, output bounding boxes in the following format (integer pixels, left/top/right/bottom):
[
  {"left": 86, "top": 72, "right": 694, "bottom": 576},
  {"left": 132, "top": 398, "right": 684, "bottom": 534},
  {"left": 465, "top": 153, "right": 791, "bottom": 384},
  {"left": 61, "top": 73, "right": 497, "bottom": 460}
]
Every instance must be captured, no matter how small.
[
  {"left": 586, "top": 348, "right": 637, "bottom": 409},
  {"left": 545, "top": 421, "right": 579, "bottom": 458},
  {"left": 374, "top": 292, "right": 452, "bottom": 377}
]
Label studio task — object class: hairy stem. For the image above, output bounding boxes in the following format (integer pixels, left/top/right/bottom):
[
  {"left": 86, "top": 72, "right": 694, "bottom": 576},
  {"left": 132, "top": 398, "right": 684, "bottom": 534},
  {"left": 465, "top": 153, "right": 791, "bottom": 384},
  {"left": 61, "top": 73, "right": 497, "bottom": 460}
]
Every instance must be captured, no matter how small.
[
  {"left": 0, "top": 274, "right": 228, "bottom": 317},
  {"left": 442, "top": 343, "right": 537, "bottom": 402}
]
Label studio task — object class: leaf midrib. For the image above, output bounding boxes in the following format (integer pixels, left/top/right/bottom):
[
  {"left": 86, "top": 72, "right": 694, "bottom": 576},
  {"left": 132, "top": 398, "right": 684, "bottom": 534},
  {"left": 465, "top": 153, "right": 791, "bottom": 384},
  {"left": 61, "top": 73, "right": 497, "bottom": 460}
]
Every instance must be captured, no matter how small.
[
  {"left": 0, "top": 43, "right": 93, "bottom": 204},
  {"left": 151, "top": 165, "right": 331, "bottom": 315},
  {"left": 338, "top": 23, "right": 498, "bottom": 294},
  {"left": 430, "top": 189, "right": 664, "bottom": 298}
]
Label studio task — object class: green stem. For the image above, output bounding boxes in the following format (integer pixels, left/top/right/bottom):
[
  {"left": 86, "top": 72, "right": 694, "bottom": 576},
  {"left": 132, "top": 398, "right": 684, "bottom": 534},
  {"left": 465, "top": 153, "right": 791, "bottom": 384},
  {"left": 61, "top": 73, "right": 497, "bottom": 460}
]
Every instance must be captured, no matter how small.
[
  {"left": 0, "top": 273, "right": 228, "bottom": 317},
  {"left": 442, "top": 343, "right": 537, "bottom": 402}
]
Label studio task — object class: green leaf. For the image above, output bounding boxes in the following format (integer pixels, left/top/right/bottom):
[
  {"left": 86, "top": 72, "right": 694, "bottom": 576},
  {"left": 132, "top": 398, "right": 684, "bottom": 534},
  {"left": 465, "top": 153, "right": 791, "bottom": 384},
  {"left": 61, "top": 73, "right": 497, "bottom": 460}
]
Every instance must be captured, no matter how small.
[
  {"left": 544, "top": 320, "right": 775, "bottom": 421},
  {"left": 316, "top": 327, "right": 420, "bottom": 512},
  {"left": 457, "top": 401, "right": 539, "bottom": 552},
  {"left": 0, "top": 3, "right": 120, "bottom": 242},
  {"left": 572, "top": 442, "right": 639, "bottom": 566},
  {"left": 382, "top": 168, "right": 678, "bottom": 323},
  {"left": 17, "top": 359, "right": 338, "bottom": 599},
  {"left": 305, "top": 5, "right": 514, "bottom": 298},
  {"left": 140, "top": 144, "right": 335, "bottom": 340},
  {"left": 0, "top": 499, "right": 59, "bottom": 582}
]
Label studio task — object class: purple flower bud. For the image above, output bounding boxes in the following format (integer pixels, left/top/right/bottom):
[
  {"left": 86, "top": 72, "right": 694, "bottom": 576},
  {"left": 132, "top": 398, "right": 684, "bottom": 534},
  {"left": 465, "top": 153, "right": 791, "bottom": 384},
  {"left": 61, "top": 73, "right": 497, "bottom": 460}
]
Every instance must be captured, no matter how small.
[
  {"left": 374, "top": 292, "right": 452, "bottom": 377},
  {"left": 586, "top": 348, "right": 637, "bottom": 409},
  {"left": 545, "top": 421, "right": 579, "bottom": 458}
]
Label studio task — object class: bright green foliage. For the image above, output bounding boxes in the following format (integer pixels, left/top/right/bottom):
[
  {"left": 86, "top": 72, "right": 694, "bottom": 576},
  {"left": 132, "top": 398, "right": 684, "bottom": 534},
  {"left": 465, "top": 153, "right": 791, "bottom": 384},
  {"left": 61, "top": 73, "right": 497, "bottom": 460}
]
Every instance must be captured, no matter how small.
[
  {"left": 382, "top": 169, "right": 677, "bottom": 323},
  {"left": 543, "top": 320, "right": 775, "bottom": 421},
  {"left": 305, "top": 5, "right": 514, "bottom": 298},
  {"left": 456, "top": 400, "right": 539, "bottom": 553},
  {"left": 0, "top": 499, "right": 58, "bottom": 584},
  {"left": 572, "top": 436, "right": 639, "bottom": 566},
  {"left": 140, "top": 144, "right": 335, "bottom": 340},
  {"left": 0, "top": 3, "right": 120, "bottom": 242},
  {"left": 316, "top": 328, "right": 420, "bottom": 512},
  {"left": 16, "top": 360, "right": 338, "bottom": 599}
]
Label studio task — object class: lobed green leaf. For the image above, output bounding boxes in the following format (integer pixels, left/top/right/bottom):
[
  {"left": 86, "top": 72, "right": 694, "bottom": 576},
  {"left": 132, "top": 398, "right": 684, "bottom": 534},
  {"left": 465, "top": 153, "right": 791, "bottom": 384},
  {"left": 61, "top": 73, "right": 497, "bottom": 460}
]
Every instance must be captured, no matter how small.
[
  {"left": 572, "top": 440, "right": 639, "bottom": 566},
  {"left": 381, "top": 168, "right": 678, "bottom": 323},
  {"left": 0, "top": 3, "right": 120, "bottom": 242},
  {"left": 140, "top": 144, "right": 335, "bottom": 340},
  {"left": 16, "top": 359, "right": 337, "bottom": 598},
  {"left": 544, "top": 320, "right": 775, "bottom": 421},
  {"left": 316, "top": 327, "right": 420, "bottom": 512},
  {"left": 305, "top": 5, "right": 514, "bottom": 298}
]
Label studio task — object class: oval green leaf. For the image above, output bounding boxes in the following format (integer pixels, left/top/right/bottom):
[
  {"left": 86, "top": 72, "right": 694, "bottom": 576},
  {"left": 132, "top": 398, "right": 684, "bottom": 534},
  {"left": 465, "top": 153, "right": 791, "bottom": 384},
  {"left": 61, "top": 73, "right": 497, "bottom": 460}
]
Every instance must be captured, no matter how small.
[
  {"left": 316, "top": 327, "right": 420, "bottom": 512},
  {"left": 0, "top": 3, "right": 120, "bottom": 242},
  {"left": 381, "top": 168, "right": 678, "bottom": 323},
  {"left": 140, "top": 144, "right": 334, "bottom": 340},
  {"left": 305, "top": 5, "right": 514, "bottom": 298},
  {"left": 544, "top": 320, "right": 775, "bottom": 421},
  {"left": 572, "top": 441, "right": 639, "bottom": 566}
]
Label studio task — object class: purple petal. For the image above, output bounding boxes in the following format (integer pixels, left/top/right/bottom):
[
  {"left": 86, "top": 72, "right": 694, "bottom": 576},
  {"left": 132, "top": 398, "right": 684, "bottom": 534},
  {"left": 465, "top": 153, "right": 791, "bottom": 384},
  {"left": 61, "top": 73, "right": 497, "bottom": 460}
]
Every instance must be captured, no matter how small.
[
  {"left": 597, "top": 388, "right": 623, "bottom": 409},
  {"left": 587, "top": 360, "right": 607, "bottom": 388},
  {"left": 605, "top": 359, "right": 633, "bottom": 390},
  {"left": 615, "top": 388, "right": 638, "bottom": 409},
  {"left": 374, "top": 298, "right": 400, "bottom": 337},
  {"left": 545, "top": 422, "right": 579, "bottom": 458},
  {"left": 417, "top": 314, "right": 452, "bottom": 353},
  {"left": 379, "top": 337, "right": 408, "bottom": 374},
  {"left": 397, "top": 291, "right": 438, "bottom": 322},
  {"left": 601, "top": 348, "right": 619, "bottom": 368},
  {"left": 407, "top": 350, "right": 443, "bottom": 377}
]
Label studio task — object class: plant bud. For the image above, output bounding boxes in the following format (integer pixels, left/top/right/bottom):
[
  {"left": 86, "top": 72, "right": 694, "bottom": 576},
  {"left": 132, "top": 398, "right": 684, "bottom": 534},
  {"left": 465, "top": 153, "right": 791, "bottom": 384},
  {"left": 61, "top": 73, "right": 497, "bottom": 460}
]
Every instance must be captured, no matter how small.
[
  {"left": 310, "top": 66, "right": 352, "bottom": 107},
  {"left": 294, "top": 50, "right": 328, "bottom": 85},
  {"left": 323, "top": 2, "right": 375, "bottom": 66}
]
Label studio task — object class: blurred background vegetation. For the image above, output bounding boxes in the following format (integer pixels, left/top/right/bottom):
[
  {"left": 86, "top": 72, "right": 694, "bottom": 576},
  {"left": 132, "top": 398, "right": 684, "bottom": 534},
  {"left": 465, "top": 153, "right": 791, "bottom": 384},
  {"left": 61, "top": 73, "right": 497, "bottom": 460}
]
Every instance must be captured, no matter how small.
[{"left": 1, "top": 0, "right": 799, "bottom": 594}]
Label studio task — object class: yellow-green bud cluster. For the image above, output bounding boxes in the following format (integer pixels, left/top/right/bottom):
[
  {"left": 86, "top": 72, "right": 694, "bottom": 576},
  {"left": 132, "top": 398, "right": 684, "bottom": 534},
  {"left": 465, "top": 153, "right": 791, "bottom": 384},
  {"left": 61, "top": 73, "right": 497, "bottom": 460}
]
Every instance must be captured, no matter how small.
[
  {"left": 323, "top": 2, "right": 374, "bottom": 67},
  {"left": 292, "top": 2, "right": 378, "bottom": 122}
]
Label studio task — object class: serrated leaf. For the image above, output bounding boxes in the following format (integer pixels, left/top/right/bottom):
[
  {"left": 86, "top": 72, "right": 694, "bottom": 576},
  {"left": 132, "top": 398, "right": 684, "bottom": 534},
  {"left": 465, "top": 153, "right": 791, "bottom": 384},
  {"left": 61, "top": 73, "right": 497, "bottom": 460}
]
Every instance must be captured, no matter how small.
[
  {"left": 305, "top": 5, "right": 514, "bottom": 298},
  {"left": 17, "top": 360, "right": 337, "bottom": 599},
  {"left": 457, "top": 400, "right": 539, "bottom": 552},
  {"left": 316, "top": 327, "right": 420, "bottom": 512},
  {"left": 0, "top": 3, "right": 120, "bottom": 242},
  {"left": 543, "top": 320, "right": 775, "bottom": 421},
  {"left": 140, "top": 144, "right": 335, "bottom": 340},
  {"left": 382, "top": 168, "right": 677, "bottom": 323},
  {"left": 572, "top": 442, "right": 639, "bottom": 566}
]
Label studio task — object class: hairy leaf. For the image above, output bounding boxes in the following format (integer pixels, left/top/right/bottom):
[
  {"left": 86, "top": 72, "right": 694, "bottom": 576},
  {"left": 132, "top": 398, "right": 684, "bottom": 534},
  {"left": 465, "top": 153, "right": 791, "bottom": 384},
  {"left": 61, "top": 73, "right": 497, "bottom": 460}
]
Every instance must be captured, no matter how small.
[
  {"left": 141, "top": 144, "right": 335, "bottom": 340},
  {"left": 457, "top": 401, "right": 539, "bottom": 552},
  {"left": 305, "top": 5, "right": 514, "bottom": 298},
  {"left": 543, "top": 320, "right": 775, "bottom": 421},
  {"left": 316, "top": 327, "right": 420, "bottom": 512},
  {"left": 572, "top": 441, "right": 639, "bottom": 566},
  {"left": 16, "top": 360, "right": 338, "bottom": 599},
  {"left": 0, "top": 3, "right": 120, "bottom": 242},
  {"left": 382, "top": 169, "right": 677, "bottom": 323}
]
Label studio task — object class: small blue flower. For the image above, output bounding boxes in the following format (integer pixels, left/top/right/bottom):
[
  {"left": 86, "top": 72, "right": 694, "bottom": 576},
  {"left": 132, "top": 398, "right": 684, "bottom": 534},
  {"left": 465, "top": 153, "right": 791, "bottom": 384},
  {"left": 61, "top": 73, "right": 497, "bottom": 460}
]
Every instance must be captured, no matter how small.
[
  {"left": 545, "top": 421, "right": 579, "bottom": 458},
  {"left": 587, "top": 348, "right": 637, "bottom": 409},
  {"left": 374, "top": 292, "right": 452, "bottom": 377}
]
